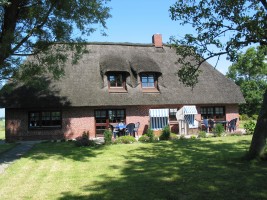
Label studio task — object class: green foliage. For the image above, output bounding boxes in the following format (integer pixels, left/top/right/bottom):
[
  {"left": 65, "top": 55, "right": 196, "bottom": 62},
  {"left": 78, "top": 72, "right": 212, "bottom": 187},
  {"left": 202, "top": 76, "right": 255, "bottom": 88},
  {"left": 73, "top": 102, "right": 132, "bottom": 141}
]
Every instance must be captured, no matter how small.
[
  {"left": 159, "top": 126, "right": 171, "bottom": 140},
  {"left": 114, "top": 136, "right": 136, "bottom": 144},
  {"left": 240, "top": 114, "right": 250, "bottom": 121},
  {"left": 75, "top": 131, "right": 96, "bottom": 147},
  {"left": 170, "top": 133, "right": 179, "bottom": 140},
  {"left": 214, "top": 124, "right": 224, "bottom": 137},
  {"left": 0, "top": 0, "right": 111, "bottom": 82},
  {"left": 226, "top": 47, "right": 267, "bottom": 116},
  {"left": 227, "top": 47, "right": 267, "bottom": 82},
  {"left": 169, "top": 1, "right": 266, "bottom": 87},
  {"left": 104, "top": 129, "right": 112, "bottom": 145},
  {"left": 198, "top": 131, "right": 207, "bottom": 138},
  {"left": 190, "top": 135, "right": 197, "bottom": 140},
  {"left": 244, "top": 120, "right": 256, "bottom": 135},
  {"left": 146, "top": 129, "right": 155, "bottom": 142},
  {"left": 252, "top": 115, "right": 258, "bottom": 120},
  {"left": 138, "top": 135, "right": 150, "bottom": 143}
]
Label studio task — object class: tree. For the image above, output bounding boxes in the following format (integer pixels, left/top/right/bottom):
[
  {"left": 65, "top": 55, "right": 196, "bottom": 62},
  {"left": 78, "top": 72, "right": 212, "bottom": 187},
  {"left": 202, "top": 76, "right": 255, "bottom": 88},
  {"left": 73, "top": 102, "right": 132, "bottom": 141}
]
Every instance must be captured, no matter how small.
[
  {"left": 226, "top": 46, "right": 267, "bottom": 116},
  {"left": 0, "top": 0, "right": 111, "bottom": 82},
  {"left": 169, "top": 0, "right": 267, "bottom": 159}
]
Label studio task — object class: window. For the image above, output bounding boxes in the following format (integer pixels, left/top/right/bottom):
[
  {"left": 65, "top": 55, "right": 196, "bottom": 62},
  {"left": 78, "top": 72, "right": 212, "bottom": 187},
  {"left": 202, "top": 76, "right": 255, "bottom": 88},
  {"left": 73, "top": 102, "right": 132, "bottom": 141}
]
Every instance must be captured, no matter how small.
[
  {"left": 95, "top": 109, "right": 126, "bottom": 135},
  {"left": 141, "top": 73, "right": 156, "bottom": 88},
  {"left": 29, "top": 111, "right": 61, "bottom": 128},
  {"left": 200, "top": 106, "right": 225, "bottom": 119},
  {"left": 95, "top": 110, "right": 106, "bottom": 123},
  {"left": 107, "top": 73, "right": 127, "bottom": 93},
  {"left": 140, "top": 73, "right": 159, "bottom": 93},
  {"left": 108, "top": 109, "right": 125, "bottom": 123},
  {"left": 108, "top": 74, "right": 123, "bottom": 87}
]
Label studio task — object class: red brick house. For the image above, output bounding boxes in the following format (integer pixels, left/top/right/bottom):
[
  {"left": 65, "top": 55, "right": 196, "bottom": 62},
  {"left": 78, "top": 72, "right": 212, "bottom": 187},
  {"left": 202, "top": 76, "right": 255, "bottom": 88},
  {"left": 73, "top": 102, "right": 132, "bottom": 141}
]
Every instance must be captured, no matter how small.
[{"left": 0, "top": 34, "right": 245, "bottom": 141}]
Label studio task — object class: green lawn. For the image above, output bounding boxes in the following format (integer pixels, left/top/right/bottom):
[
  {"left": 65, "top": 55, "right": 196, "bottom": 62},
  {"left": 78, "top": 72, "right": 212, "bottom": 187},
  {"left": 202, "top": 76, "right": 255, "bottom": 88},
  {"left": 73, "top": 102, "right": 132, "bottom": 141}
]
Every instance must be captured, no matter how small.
[
  {"left": 0, "top": 143, "right": 17, "bottom": 154},
  {"left": 0, "top": 120, "right": 18, "bottom": 153},
  {"left": 0, "top": 120, "right": 4, "bottom": 140},
  {"left": 0, "top": 135, "right": 266, "bottom": 200}
]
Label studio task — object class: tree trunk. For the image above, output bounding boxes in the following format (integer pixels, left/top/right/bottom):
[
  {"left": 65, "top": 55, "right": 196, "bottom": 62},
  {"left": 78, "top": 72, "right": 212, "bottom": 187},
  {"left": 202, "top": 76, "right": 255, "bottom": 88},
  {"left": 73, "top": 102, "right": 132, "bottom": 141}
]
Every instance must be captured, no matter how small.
[
  {"left": 0, "top": 0, "right": 20, "bottom": 67},
  {"left": 247, "top": 88, "right": 267, "bottom": 159}
]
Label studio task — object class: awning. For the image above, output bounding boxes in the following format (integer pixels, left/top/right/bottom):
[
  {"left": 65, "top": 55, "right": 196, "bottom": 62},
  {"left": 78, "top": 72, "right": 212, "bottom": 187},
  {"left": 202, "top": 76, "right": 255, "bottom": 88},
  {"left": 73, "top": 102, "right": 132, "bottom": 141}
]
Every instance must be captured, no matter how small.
[
  {"left": 183, "top": 106, "right": 198, "bottom": 115},
  {"left": 149, "top": 109, "right": 169, "bottom": 117}
]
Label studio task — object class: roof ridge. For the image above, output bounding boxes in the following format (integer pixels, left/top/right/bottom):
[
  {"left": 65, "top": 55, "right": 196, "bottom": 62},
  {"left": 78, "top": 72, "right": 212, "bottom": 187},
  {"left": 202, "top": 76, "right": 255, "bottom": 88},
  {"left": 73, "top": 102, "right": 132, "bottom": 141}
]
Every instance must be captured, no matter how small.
[{"left": 53, "top": 41, "right": 171, "bottom": 47}]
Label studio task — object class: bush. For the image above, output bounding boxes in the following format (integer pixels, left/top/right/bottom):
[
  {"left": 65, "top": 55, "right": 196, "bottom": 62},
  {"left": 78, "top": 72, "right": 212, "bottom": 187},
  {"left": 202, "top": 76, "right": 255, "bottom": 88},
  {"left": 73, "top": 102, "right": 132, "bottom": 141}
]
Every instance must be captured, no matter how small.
[
  {"left": 104, "top": 129, "right": 112, "bottom": 145},
  {"left": 198, "top": 131, "right": 207, "bottom": 138},
  {"left": 190, "top": 135, "right": 197, "bottom": 140},
  {"left": 138, "top": 134, "right": 150, "bottom": 143},
  {"left": 114, "top": 136, "right": 136, "bottom": 144},
  {"left": 214, "top": 124, "right": 224, "bottom": 137},
  {"left": 252, "top": 115, "right": 258, "bottom": 120},
  {"left": 75, "top": 131, "right": 96, "bottom": 147},
  {"left": 240, "top": 114, "right": 250, "bottom": 121},
  {"left": 244, "top": 120, "right": 256, "bottom": 135},
  {"left": 146, "top": 129, "right": 155, "bottom": 142},
  {"left": 170, "top": 133, "right": 179, "bottom": 140},
  {"left": 159, "top": 126, "right": 171, "bottom": 140}
]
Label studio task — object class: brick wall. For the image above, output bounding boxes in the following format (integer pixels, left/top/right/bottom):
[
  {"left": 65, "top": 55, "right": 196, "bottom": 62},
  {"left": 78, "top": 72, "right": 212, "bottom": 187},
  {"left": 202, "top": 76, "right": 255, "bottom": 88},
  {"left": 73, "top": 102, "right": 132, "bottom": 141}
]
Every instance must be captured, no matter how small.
[
  {"left": 225, "top": 104, "right": 240, "bottom": 127},
  {"left": 5, "top": 104, "right": 240, "bottom": 141},
  {"left": 5, "top": 107, "right": 96, "bottom": 141},
  {"left": 62, "top": 108, "right": 95, "bottom": 139}
]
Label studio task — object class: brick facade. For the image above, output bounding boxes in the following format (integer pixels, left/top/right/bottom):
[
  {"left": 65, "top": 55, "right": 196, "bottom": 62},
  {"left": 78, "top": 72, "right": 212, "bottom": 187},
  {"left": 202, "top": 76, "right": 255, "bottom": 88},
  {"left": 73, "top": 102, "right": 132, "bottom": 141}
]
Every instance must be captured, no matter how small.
[{"left": 5, "top": 104, "right": 240, "bottom": 141}]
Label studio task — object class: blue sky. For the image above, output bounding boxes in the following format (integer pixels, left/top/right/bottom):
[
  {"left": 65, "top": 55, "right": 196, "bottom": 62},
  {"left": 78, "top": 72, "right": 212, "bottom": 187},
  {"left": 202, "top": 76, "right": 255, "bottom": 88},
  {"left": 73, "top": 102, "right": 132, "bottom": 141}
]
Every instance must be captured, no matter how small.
[
  {"left": 86, "top": 0, "right": 232, "bottom": 74},
  {"left": 0, "top": 0, "right": 234, "bottom": 118}
]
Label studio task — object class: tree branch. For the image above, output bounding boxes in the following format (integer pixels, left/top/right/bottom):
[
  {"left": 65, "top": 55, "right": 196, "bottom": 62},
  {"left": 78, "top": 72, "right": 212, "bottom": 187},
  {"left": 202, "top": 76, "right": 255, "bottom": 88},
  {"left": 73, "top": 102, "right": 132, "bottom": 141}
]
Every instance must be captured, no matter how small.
[
  {"left": 11, "top": 1, "right": 58, "bottom": 55},
  {"left": 259, "top": 0, "right": 267, "bottom": 11},
  {"left": 12, "top": 53, "right": 38, "bottom": 56},
  {"left": 198, "top": 51, "right": 228, "bottom": 67}
]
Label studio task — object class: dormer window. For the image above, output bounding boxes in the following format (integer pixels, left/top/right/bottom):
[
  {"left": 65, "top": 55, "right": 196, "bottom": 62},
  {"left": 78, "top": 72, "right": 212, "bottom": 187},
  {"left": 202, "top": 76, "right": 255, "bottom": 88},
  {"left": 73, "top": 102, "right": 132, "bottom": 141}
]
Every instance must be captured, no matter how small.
[
  {"left": 141, "top": 73, "right": 155, "bottom": 88},
  {"left": 141, "top": 73, "right": 159, "bottom": 93},
  {"left": 109, "top": 74, "right": 123, "bottom": 87},
  {"left": 107, "top": 72, "right": 127, "bottom": 93}
]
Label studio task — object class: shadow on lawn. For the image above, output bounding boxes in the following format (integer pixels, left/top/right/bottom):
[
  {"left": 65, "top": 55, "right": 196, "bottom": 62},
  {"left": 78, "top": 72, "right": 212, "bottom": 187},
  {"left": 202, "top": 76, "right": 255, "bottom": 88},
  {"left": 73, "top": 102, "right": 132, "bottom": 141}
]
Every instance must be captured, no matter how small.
[
  {"left": 27, "top": 142, "right": 105, "bottom": 162},
  {"left": 58, "top": 138, "right": 267, "bottom": 200}
]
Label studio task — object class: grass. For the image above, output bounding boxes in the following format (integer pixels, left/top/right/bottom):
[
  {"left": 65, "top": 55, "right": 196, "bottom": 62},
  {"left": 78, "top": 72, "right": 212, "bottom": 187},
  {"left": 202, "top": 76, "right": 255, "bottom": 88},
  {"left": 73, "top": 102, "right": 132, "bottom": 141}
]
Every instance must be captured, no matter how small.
[
  {"left": 0, "top": 120, "right": 5, "bottom": 140},
  {"left": 0, "top": 143, "right": 17, "bottom": 154},
  {"left": 0, "top": 120, "right": 16, "bottom": 153},
  {"left": 0, "top": 135, "right": 267, "bottom": 200}
]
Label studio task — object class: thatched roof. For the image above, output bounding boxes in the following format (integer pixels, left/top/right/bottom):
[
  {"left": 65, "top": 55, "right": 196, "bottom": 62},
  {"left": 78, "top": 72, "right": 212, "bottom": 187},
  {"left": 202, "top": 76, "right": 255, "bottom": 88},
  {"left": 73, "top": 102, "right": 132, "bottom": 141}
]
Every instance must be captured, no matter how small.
[
  {"left": 0, "top": 42, "right": 245, "bottom": 108},
  {"left": 100, "top": 55, "right": 131, "bottom": 74},
  {"left": 130, "top": 55, "right": 161, "bottom": 74}
]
